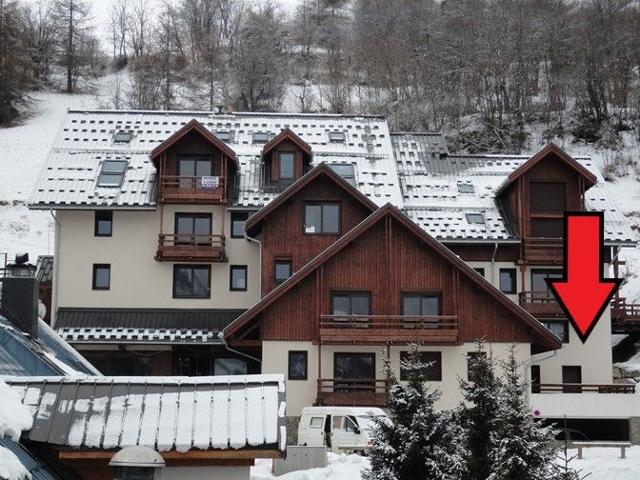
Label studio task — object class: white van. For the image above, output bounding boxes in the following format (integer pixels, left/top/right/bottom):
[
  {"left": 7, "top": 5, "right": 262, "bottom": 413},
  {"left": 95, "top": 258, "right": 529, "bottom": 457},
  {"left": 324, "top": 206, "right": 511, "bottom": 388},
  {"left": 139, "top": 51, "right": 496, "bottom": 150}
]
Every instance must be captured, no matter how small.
[{"left": 297, "top": 406, "right": 388, "bottom": 453}]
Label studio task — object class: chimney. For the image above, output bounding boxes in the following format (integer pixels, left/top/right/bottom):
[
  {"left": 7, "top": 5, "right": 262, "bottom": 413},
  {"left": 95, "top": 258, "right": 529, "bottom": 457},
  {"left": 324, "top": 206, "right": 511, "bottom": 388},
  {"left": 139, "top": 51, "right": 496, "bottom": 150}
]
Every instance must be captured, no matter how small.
[{"left": 0, "top": 253, "right": 39, "bottom": 337}]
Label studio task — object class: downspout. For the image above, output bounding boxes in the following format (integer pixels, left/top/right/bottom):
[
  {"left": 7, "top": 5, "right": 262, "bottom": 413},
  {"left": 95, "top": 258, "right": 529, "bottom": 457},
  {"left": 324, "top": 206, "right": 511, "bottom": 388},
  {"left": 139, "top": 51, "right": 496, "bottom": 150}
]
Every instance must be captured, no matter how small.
[
  {"left": 219, "top": 331, "right": 262, "bottom": 364},
  {"left": 490, "top": 242, "right": 499, "bottom": 285},
  {"left": 525, "top": 349, "right": 558, "bottom": 407},
  {"left": 49, "top": 209, "right": 60, "bottom": 328}
]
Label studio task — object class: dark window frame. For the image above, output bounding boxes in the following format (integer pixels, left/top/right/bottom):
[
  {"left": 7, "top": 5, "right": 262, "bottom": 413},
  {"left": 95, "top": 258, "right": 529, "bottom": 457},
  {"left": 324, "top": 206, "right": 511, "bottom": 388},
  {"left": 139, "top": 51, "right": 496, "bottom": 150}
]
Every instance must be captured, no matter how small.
[
  {"left": 278, "top": 152, "right": 296, "bottom": 180},
  {"left": 230, "top": 212, "right": 249, "bottom": 239},
  {"left": 288, "top": 351, "right": 308, "bottom": 380},
  {"left": 112, "top": 131, "right": 133, "bottom": 144},
  {"left": 331, "top": 291, "right": 372, "bottom": 316},
  {"left": 97, "top": 160, "right": 128, "bottom": 187},
  {"left": 92, "top": 264, "right": 111, "bottom": 290},
  {"left": 94, "top": 211, "right": 113, "bottom": 237},
  {"left": 400, "top": 351, "right": 442, "bottom": 381},
  {"left": 172, "top": 264, "right": 212, "bottom": 299},
  {"left": 304, "top": 202, "right": 341, "bottom": 235},
  {"left": 531, "top": 365, "right": 541, "bottom": 393},
  {"left": 230, "top": 265, "right": 248, "bottom": 292},
  {"left": 541, "top": 319, "right": 570, "bottom": 343},
  {"left": 177, "top": 155, "right": 215, "bottom": 178},
  {"left": 174, "top": 212, "right": 212, "bottom": 245},
  {"left": 333, "top": 352, "right": 376, "bottom": 380},
  {"left": 274, "top": 258, "right": 292, "bottom": 284},
  {"left": 499, "top": 268, "right": 517, "bottom": 294},
  {"left": 473, "top": 267, "right": 485, "bottom": 277},
  {"left": 401, "top": 292, "right": 442, "bottom": 316}
]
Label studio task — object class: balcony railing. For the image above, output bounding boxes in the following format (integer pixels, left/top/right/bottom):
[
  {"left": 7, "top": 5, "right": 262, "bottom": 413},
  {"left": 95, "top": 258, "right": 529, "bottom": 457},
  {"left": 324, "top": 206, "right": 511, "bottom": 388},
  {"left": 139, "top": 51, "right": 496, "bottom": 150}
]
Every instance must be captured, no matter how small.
[
  {"left": 155, "top": 234, "right": 226, "bottom": 262},
  {"left": 159, "top": 175, "right": 225, "bottom": 204},
  {"left": 518, "top": 291, "right": 565, "bottom": 318},
  {"left": 522, "top": 237, "right": 563, "bottom": 264},
  {"left": 318, "top": 315, "right": 458, "bottom": 343},
  {"left": 611, "top": 297, "right": 640, "bottom": 333},
  {"left": 316, "top": 378, "right": 389, "bottom": 407},
  {"left": 532, "top": 383, "right": 635, "bottom": 394}
]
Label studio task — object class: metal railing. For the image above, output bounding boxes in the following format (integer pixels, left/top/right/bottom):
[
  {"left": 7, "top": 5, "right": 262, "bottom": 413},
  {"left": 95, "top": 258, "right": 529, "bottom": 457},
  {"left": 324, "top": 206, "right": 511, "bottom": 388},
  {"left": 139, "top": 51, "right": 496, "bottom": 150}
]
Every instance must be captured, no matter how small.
[
  {"left": 532, "top": 383, "right": 635, "bottom": 394},
  {"left": 319, "top": 314, "right": 458, "bottom": 330}
]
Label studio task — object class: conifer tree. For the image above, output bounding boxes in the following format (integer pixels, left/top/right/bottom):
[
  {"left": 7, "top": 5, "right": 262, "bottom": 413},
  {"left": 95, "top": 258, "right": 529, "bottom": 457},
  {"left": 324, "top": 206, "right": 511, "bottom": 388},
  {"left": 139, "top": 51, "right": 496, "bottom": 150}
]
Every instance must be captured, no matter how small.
[{"left": 365, "top": 345, "right": 465, "bottom": 480}]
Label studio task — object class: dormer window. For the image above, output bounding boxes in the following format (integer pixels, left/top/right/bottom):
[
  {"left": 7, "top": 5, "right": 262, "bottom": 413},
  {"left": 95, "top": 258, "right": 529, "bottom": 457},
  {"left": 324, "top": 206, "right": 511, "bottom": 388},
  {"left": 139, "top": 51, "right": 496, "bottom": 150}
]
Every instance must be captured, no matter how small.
[
  {"left": 328, "top": 131, "right": 346, "bottom": 143},
  {"left": 113, "top": 131, "right": 132, "bottom": 143},
  {"left": 330, "top": 164, "right": 356, "bottom": 186},
  {"left": 457, "top": 182, "right": 475, "bottom": 194},
  {"left": 97, "top": 160, "right": 128, "bottom": 187},
  {"left": 465, "top": 213, "right": 485, "bottom": 224},
  {"left": 253, "top": 132, "right": 271, "bottom": 144},
  {"left": 278, "top": 152, "right": 295, "bottom": 180}
]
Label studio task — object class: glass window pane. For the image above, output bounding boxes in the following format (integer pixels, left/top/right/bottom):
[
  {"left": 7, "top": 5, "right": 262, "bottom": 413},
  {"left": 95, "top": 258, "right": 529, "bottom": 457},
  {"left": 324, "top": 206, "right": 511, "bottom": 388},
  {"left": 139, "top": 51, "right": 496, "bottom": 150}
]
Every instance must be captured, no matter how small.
[
  {"left": 421, "top": 296, "right": 439, "bottom": 315},
  {"left": 179, "top": 159, "right": 195, "bottom": 176},
  {"left": 279, "top": 153, "right": 295, "bottom": 179},
  {"left": 194, "top": 217, "right": 211, "bottom": 236},
  {"left": 231, "top": 267, "right": 247, "bottom": 290},
  {"left": 231, "top": 212, "right": 248, "bottom": 238},
  {"left": 499, "top": 269, "right": 516, "bottom": 293},
  {"left": 310, "top": 417, "right": 323, "bottom": 428},
  {"left": 97, "top": 173, "right": 124, "bottom": 186},
  {"left": 94, "top": 266, "right": 110, "bottom": 289},
  {"left": 177, "top": 217, "right": 194, "bottom": 235},
  {"left": 102, "top": 160, "right": 127, "bottom": 173},
  {"left": 305, "top": 205, "right": 322, "bottom": 234},
  {"left": 288, "top": 351, "right": 307, "bottom": 380},
  {"left": 195, "top": 159, "right": 213, "bottom": 177},
  {"left": 192, "top": 268, "right": 210, "bottom": 296},
  {"left": 322, "top": 205, "right": 340, "bottom": 233},
  {"left": 275, "top": 261, "right": 291, "bottom": 282},
  {"left": 351, "top": 295, "right": 370, "bottom": 315},
  {"left": 214, "top": 358, "right": 247, "bottom": 375},
  {"left": 332, "top": 295, "right": 350, "bottom": 316},
  {"left": 402, "top": 296, "right": 421, "bottom": 315},
  {"left": 174, "top": 267, "right": 192, "bottom": 296}
]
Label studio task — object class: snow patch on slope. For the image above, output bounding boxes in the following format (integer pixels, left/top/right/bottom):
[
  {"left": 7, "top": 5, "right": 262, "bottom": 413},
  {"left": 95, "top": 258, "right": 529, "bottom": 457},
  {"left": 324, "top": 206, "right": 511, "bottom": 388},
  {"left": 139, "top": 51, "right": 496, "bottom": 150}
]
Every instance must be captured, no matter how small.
[{"left": 0, "top": 379, "right": 34, "bottom": 480}]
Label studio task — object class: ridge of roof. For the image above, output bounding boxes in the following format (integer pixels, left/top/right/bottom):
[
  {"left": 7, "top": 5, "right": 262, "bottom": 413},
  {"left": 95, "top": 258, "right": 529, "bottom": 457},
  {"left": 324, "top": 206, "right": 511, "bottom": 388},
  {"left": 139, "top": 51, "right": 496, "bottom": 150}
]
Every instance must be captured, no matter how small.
[
  {"left": 225, "top": 204, "right": 562, "bottom": 351},
  {"left": 67, "top": 109, "right": 387, "bottom": 120}
]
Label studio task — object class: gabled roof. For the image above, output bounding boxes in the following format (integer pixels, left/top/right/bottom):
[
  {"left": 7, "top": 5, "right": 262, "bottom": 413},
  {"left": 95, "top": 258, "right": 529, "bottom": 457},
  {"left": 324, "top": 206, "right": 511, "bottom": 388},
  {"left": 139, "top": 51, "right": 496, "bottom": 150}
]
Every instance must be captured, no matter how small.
[
  {"left": 262, "top": 128, "right": 312, "bottom": 157},
  {"left": 496, "top": 143, "right": 597, "bottom": 195},
  {"left": 225, "top": 204, "right": 562, "bottom": 351},
  {"left": 246, "top": 162, "right": 378, "bottom": 235},
  {"left": 149, "top": 118, "right": 237, "bottom": 165},
  {"left": 7, "top": 375, "right": 286, "bottom": 453}
]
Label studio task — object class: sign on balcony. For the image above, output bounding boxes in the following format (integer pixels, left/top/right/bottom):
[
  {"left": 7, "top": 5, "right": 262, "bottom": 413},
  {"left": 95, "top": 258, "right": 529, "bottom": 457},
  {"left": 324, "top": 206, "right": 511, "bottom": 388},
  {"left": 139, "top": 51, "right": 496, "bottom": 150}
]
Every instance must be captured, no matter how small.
[{"left": 201, "top": 176, "right": 220, "bottom": 189}]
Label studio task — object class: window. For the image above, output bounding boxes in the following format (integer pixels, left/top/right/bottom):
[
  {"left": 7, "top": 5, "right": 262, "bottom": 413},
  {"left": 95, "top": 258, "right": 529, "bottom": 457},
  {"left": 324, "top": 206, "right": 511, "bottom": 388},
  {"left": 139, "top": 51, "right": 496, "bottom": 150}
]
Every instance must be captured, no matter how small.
[
  {"left": 94, "top": 211, "right": 113, "bottom": 237},
  {"left": 252, "top": 132, "right": 271, "bottom": 144},
  {"left": 328, "top": 131, "right": 346, "bottom": 143},
  {"left": 175, "top": 213, "right": 211, "bottom": 245},
  {"left": 400, "top": 351, "right": 442, "bottom": 381},
  {"left": 304, "top": 203, "right": 340, "bottom": 234},
  {"left": 310, "top": 417, "right": 324, "bottom": 428},
  {"left": 332, "top": 415, "right": 359, "bottom": 433},
  {"left": 215, "top": 130, "right": 233, "bottom": 142},
  {"left": 402, "top": 293, "right": 440, "bottom": 328},
  {"left": 474, "top": 267, "right": 485, "bottom": 277},
  {"left": 274, "top": 259, "right": 292, "bottom": 284},
  {"left": 278, "top": 152, "right": 295, "bottom": 180},
  {"left": 231, "top": 212, "right": 249, "bottom": 238},
  {"left": 173, "top": 265, "right": 211, "bottom": 298},
  {"left": 467, "top": 351, "right": 487, "bottom": 381},
  {"left": 97, "top": 160, "right": 127, "bottom": 187},
  {"left": 214, "top": 358, "right": 248, "bottom": 375},
  {"left": 112, "top": 131, "right": 132, "bottom": 143},
  {"left": 288, "top": 351, "right": 308, "bottom": 380},
  {"left": 531, "top": 218, "right": 564, "bottom": 238},
  {"left": 531, "top": 269, "right": 563, "bottom": 300},
  {"left": 541, "top": 320, "right": 569, "bottom": 343},
  {"left": 334, "top": 353, "right": 375, "bottom": 380},
  {"left": 174, "top": 346, "right": 214, "bottom": 376},
  {"left": 499, "top": 268, "right": 517, "bottom": 294},
  {"left": 92, "top": 264, "right": 111, "bottom": 290},
  {"left": 457, "top": 182, "right": 475, "bottom": 194},
  {"left": 466, "top": 212, "right": 485, "bottom": 224},
  {"left": 330, "top": 164, "right": 356, "bottom": 186},
  {"left": 230, "top": 265, "right": 248, "bottom": 291},
  {"left": 562, "top": 366, "right": 582, "bottom": 393},
  {"left": 178, "top": 156, "right": 213, "bottom": 182},
  {"left": 530, "top": 182, "right": 566, "bottom": 213},
  {"left": 332, "top": 292, "right": 371, "bottom": 318},
  {"left": 531, "top": 365, "right": 541, "bottom": 394}
]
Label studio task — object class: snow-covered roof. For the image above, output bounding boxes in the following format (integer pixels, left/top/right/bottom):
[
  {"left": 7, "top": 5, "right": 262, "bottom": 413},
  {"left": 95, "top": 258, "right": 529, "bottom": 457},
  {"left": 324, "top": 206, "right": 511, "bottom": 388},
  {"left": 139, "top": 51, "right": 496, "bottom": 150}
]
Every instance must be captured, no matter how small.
[
  {"left": 392, "top": 134, "right": 636, "bottom": 244},
  {"left": 7, "top": 375, "right": 286, "bottom": 453}
]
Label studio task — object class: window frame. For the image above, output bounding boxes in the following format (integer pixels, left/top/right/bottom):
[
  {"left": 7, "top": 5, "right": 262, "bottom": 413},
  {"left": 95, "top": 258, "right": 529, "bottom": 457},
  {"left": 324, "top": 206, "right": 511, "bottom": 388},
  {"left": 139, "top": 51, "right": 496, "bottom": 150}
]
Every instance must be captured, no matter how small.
[
  {"left": 92, "top": 264, "right": 111, "bottom": 291},
  {"left": 399, "top": 351, "right": 442, "bottom": 382},
  {"left": 465, "top": 212, "right": 485, "bottom": 224},
  {"left": 457, "top": 182, "right": 475, "bottom": 194},
  {"left": 541, "top": 319, "right": 570, "bottom": 343},
  {"left": 230, "top": 212, "right": 249, "bottom": 239},
  {"left": 304, "top": 202, "right": 341, "bottom": 235},
  {"left": 177, "top": 155, "right": 214, "bottom": 178},
  {"left": 172, "top": 264, "right": 212, "bottom": 299},
  {"left": 252, "top": 132, "right": 271, "bottom": 144},
  {"left": 473, "top": 267, "right": 485, "bottom": 277},
  {"left": 97, "top": 160, "right": 128, "bottom": 187},
  {"left": 112, "top": 131, "right": 133, "bottom": 144},
  {"left": 94, "top": 211, "right": 113, "bottom": 237},
  {"left": 278, "top": 152, "right": 296, "bottom": 180},
  {"left": 274, "top": 258, "right": 292, "bottom": 284},
  {"left": 499, "top": 268, "right": 517, "bottom": 294},
  {"left": 174, "top": 212, "right": 212, "bottom": 245},
  {"left": 401, "top": 292, "right": 442, "bottom": 316},
  {"left": 329, "top": 164, "right": 356, "bottom": 186},
  {"left": 288, "top": 350, "right": 308, "bottom": 381},
  {"left": 328, "top": 131, "right": 346, "bottom": 143},
  {"left": 229, "top": 265, "right": 248, "bottom": 292},
  {"left": 331, "top": 291, "right": 372, "bottom": 317}
]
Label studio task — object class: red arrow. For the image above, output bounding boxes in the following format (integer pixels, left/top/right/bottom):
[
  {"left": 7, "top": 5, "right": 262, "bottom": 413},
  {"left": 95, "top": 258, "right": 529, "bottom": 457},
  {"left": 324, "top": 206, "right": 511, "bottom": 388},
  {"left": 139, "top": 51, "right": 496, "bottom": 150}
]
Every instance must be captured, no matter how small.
[{"left": 546, "top": 212, "right": 621, "bottom": 343}]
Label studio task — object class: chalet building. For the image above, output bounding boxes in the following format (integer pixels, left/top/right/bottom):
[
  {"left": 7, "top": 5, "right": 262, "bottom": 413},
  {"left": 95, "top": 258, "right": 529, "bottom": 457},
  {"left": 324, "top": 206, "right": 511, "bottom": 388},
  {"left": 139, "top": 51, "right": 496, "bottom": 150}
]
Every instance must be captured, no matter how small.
[{"left": 29, "top": 110, "right": 640, "bottom": 442}]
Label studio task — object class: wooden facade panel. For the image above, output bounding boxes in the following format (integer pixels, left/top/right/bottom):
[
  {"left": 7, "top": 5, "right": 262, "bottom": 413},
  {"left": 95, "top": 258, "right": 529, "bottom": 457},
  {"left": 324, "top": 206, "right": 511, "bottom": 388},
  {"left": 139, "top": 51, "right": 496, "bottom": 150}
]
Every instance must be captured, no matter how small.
[{"left": 260, "top": 177, "right": 372, "bottom": 294}]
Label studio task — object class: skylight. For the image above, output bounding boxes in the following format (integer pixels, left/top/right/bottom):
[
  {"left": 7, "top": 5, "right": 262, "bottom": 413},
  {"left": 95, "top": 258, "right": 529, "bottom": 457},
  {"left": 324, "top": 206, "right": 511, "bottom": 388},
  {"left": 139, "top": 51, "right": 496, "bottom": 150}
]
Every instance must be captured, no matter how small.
[
  {"left": 328, "top": 131, "right": 346, "bottom": 143},
  {"left": 216, "top": 130, "right": 233, "bottom": 142},
  {"left": 252, "top": 132, "right": 271, "bottom": 144},
  {"left": 457, "top": 182, "right": 475, "bottom": 194},
  {"left": 330, "top": 164, "right": 356, "bottom": 186},
  {"left": 97, "top": 160, "right": 128, "bottom": 187},
  {"left": 465, "top": 213, "right": 485, "bottom": 224},
  {"left": 112, "top": 131, "right": 133, "bottom": 144}
]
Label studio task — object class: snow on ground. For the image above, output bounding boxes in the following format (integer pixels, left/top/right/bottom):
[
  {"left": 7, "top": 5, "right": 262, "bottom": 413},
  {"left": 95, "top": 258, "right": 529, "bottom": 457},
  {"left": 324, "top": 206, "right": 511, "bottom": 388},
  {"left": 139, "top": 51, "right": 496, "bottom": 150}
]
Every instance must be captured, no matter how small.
[
  {"left": 250, "top": 449, "right": 640, "bottom": 480},
  {"left": 0, "top": 379, "right": 34, "bottom": 480}
]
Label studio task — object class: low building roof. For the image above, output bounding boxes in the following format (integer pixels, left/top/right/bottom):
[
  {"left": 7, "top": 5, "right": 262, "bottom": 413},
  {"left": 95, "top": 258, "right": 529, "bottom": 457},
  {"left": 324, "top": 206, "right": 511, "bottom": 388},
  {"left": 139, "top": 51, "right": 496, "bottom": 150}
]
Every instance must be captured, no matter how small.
[
  {"left": 55, "top": 308, "right": 245, "bottom": 345},
  {"left": 0, "top": 437, "right": 60, "bottom": 480},
  {"left": 7, "top": 375, "right": 286, "bottom": 453},
  {"left": 35, "top": 256, "right": 54, "bottom": 284}
]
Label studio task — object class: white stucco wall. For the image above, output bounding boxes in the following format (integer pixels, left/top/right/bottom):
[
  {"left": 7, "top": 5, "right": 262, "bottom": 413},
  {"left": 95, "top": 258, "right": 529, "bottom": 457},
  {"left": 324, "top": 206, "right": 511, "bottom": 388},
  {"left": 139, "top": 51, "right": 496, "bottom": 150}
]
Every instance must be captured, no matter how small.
[{"left": 53, "top": 208, "right": 261, "bottom": 321}]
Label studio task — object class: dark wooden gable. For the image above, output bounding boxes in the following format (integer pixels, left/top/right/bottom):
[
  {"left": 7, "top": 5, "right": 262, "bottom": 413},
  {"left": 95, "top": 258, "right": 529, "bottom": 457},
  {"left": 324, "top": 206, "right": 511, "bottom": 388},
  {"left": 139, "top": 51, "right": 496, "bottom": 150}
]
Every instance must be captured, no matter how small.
[
  {"left": 248, "top": 163, "right": 376, "bottom": 295},
  {"left": 262, "top": 129, "right": 312, "bottom": 183},
  {"left": 226, "top": 205, "right": 561, "bottom": 352}
]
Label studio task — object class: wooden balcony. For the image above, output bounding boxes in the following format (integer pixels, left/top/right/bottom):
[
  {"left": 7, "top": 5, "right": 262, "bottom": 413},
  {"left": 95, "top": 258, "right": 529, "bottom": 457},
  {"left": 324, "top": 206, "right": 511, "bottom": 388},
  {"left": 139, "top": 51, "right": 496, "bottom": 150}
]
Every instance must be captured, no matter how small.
[
  {"left": 532, "top": 383, "right": 635, "bottom": 394},
  {"left": 518, "top": 291, "right": 565, "bottom": 318},
  {"left": 316, "top": 378, "right": 389, "bottom": 407},
  {"left": 522, "top": 237, "right": 563, "bottom": 264},
  {"left": 611, "top": 297, "right": 640, "bottom": 333},
  {"left": 159, "top": 175, "right": 226, "bottom": 204},
  {"left": 318, "top": 315, "right": 458, "bottom": 344},
  {"left": 155, "top": 234, "right": 226, "bottom": 262}
]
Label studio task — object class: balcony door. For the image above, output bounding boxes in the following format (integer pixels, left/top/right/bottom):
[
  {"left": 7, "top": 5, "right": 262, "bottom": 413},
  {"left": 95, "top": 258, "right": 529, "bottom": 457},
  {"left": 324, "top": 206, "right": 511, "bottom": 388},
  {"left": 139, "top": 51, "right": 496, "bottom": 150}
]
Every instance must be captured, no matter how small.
[
  {"left": 529, "top": 181, "right": 566, "bottom": 238},
  {"left": 178, "top": 156, "right": 214, "bottom": 188},
  {"left": 331, "top": 292, "right": 370, "bottom": 327},
  {"left": 562, "top": 366, "right": 582, "bottom": 393},
  {"left": 530, "top": 269, "right": 563, "bottom": 302},
  {"left": 334, "top": 353, "right": 375, "bottom": 392},
  {"left": 175, "top": 213, "right": 212, "bottom": 245},
  {"left": 402, "top": 293, "right": 440, "bottom": 328}
]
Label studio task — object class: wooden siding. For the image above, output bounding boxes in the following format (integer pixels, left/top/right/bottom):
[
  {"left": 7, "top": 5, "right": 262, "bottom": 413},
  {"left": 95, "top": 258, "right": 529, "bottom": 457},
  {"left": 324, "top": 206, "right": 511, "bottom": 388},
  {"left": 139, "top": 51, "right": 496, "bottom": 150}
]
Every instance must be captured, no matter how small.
[
  {"left": 260, "top": 215, "right": 533, "bottom": 344},
  {"left": 259, "top": 176, "right": 373, "bottom": 294}
]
